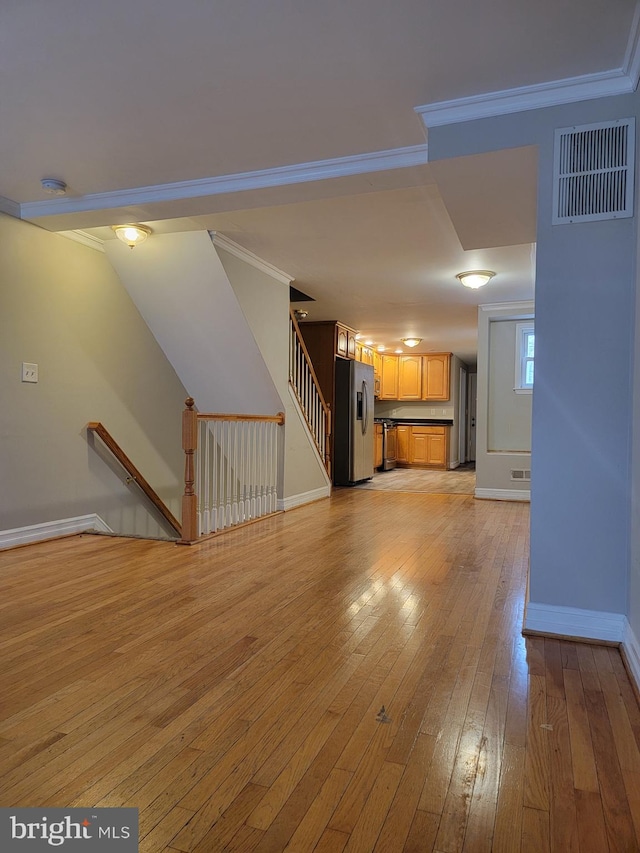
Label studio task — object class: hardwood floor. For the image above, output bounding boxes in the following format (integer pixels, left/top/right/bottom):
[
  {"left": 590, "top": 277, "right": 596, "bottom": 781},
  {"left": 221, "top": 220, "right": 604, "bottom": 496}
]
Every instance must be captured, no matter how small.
[
  {"left": 1, "top": 490, "right": 639, "bottom": 851},
  {"left": 355, "top": 465, "right": 476, "bottom": 495}
]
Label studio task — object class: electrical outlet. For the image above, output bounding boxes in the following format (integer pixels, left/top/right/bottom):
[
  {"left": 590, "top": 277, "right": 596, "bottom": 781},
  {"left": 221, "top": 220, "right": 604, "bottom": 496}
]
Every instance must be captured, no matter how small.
[{"left": 22, "top": 362, "right": 38, "bottom": 383}]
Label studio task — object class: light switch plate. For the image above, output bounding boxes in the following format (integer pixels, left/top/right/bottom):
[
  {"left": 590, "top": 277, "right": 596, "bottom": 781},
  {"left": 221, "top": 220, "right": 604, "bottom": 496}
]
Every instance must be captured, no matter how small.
[{"left": 22, "top": 362, "right": 38, "bottom": 383}]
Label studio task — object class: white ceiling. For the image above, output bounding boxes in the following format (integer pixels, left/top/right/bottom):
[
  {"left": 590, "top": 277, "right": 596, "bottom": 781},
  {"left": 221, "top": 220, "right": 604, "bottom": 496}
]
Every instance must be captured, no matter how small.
[{"left": 2, "top": 0, "right": 638, "bottom": 365}]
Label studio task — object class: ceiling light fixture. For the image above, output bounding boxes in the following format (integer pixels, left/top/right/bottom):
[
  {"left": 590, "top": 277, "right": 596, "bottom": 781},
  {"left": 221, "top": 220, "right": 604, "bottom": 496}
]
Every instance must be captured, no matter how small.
[
  {"left": 112, "top": 223, "right": 152, "bottom": 248},
  {"left": 364, "top": 340, "right": 374, "bottom": 346},
  {"left": 293, "top": 309, "right": 308, "bottom": 321},
  {"left": 401, "top": 337, "right": 422, "bottom": 348},
  {"left": 377, "top": 345, "right": 386, "bottom": 352},
  {"left": 456, "top": 270, "right": 495, "bottom": 289}
]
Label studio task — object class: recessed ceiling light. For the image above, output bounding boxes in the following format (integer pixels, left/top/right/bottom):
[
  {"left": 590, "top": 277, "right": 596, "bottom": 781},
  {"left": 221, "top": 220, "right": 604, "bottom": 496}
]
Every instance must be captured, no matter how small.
[
  {"left": 401, "top": 337, "right": 422, "bottom": 348},
  {"left": 377, "top": 345, "right": 385, "bottom": 352},
  {"left": 395, "top": 348, "right": 403, "bottom": 354},
  {"left": 456, "top": 270, "right": 496, "bottom": 289},
  {"left": 364, "top": 340, "right": 374, "bottom": 346}
]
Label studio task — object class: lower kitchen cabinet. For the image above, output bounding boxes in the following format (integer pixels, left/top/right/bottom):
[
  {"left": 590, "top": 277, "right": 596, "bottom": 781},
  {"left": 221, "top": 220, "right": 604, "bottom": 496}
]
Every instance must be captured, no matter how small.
[
  {"left": 410, "top": 426, "right": 447, "bottom": 467},
  {"left": 374, "top": 423, "right": 383, "bottom": 469},
  {"left": 397, "top": 425, "right": 448, "bottom": 469},
  {"left": 396, "top": 425, "right": 410, "bottom": 463}
]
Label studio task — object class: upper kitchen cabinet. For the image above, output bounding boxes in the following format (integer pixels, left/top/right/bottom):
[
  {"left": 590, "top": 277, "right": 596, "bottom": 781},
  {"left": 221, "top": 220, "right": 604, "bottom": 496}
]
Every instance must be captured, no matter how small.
[
  {"left": 379, "top": 355, "right": 399, "bottom": 400},
  {"left": 422, "top": 353, "right": 450, "bottom": 401},
  {"left": 379, "top": 352, "right": 452, "bottom": 401},
  {"left": 398, "top": 356, "right": 422, "bottom": 401},
  {"left": 336, "top": 323, "right": 357, "bottom": 359}
]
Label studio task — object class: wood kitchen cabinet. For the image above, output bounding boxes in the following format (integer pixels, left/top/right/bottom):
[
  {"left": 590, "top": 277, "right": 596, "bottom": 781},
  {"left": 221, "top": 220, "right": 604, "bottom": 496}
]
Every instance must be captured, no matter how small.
[
  {"left": 374, "top": 422, "right": 383, "bottom": 469},
  {"left": 398, "top": 355, "right": 423, "bottom": 400},
  {"left": 375, "top": 352, "right": 451, "bottom": 401},
  {"left": 335, "top": 323, "right": 357, "bottom": 359},
  {"left": 422, "top": 353, "right": 450, "bottom": 401},
  {"left": 379, "top": 355, "right": 399, "bottom": 399},
  {"left": 396, "top": 425, "right": 410, "bottom": 462},
  {"left": 409, "top": 425, "right": 448, "bottom": 467},
  {"left": 357, "top": 344, "right": 374, "bottom": 366}
]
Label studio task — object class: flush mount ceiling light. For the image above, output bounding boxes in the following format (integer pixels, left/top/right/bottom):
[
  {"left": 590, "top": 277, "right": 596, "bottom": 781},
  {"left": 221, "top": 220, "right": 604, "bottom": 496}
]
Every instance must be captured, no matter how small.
[
  {"left": 293, "top": 309, "right": 308, "bottom": 321},
  {"left": 112, "top": 223, "right": 152, "bottom": 248},
  {"left": 456, "top": 270, "right": 496, "bottom": 289},
  {"left": 401, "top": 337, "right": 422, "bottom": 348}
]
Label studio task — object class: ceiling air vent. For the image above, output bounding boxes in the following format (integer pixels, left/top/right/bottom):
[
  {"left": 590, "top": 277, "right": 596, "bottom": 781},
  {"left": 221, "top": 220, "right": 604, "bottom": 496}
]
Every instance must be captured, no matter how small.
[{"left": 552, "top": 118, "right": 635, "bottom": 224}]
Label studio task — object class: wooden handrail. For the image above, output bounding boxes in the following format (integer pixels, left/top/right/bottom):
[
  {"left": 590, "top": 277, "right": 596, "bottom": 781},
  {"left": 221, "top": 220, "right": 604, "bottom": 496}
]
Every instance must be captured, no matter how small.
[
  {"left": 87, "top": 422, "right": 182, "bottom": 537},
  {"left": 196, "top": 412, "right": 285, "bottom": 425},
  {"left": 289, "top": 308, "right": 331, "bottom": 413},
  {"left": 289, "top": 308, "right": 332, "bottom": 473},
  {"left": 180, "top": 398, "right": 287, "bottom": 544}
]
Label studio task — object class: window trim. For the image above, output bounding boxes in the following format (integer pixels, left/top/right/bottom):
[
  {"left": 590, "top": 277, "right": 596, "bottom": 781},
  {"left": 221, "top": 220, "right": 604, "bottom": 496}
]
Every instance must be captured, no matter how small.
[{"left": 514, "top": 322, "right": 534, "bottom": 393}]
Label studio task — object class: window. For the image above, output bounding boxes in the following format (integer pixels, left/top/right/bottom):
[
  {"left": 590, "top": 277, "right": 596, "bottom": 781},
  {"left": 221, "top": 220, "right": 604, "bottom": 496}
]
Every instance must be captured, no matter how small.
[{"left": 515, "top": 322, "right": 534, "bottom": 392}]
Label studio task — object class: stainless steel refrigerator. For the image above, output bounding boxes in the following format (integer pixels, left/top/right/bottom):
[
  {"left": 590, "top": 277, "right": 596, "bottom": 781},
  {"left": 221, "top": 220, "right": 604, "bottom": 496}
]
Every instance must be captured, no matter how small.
[{"left": 333, "top": 359, "right": 375, "bottom": 485}]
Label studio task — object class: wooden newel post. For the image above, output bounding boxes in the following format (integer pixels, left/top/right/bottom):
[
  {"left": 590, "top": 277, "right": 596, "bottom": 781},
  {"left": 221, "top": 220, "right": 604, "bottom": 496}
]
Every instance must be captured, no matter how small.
[{"left": 181, "top": 397, "right": 199, "bottom": 543}]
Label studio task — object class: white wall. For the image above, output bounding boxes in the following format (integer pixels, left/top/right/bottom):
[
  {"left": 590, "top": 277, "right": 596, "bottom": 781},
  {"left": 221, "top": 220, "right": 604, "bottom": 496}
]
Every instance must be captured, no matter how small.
[
  {"left": 215, "top": 247, "right": 330, "bottom": 502},
  {"left": 476, "top": 303, "right": 534, "bottom": 499},
  {"left": 0, "top": 214, "right": 188, "bottom": 539},
  {"left": 105, "top": 231, "right": 282, "bottom": 415},
  {"left": 429, "top": 90, "right": 639, "bottom": 620},
  {"left": 487, "top": 319, "right": 532, "bottom": 451}
]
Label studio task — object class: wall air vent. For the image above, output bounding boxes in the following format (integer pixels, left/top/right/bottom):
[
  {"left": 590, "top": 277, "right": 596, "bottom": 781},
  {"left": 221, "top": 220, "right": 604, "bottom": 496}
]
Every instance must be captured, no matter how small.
[
  {"left": 511, "top": 469, "right": 531, "bottom": 482},
  {"left": 552, "top": 118, "right": 635, "bottom": 224}
]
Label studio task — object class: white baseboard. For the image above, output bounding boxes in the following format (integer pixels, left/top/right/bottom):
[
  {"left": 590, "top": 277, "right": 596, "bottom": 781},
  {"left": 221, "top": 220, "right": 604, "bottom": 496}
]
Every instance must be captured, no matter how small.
[
  {"left": 622, "top": 620, "right": 640, "bottom": 691},
  {"left": 0, "top": 514, "right": 112, "bottom": 550},
  {"left": 277, "top": 486, "right": 331, "bottom": 511},
  {"left": 524, "top": 601, "right": 625, "bottom": 643},
  {"left": 475, "top": 487, "right": 530, "bottom": 502}
]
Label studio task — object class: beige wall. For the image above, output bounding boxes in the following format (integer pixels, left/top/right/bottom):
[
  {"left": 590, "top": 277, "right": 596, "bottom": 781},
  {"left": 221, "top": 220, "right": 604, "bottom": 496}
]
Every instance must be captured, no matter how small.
[
  {"left": 488, "top": 320, "right": 532, "bottom": 451},
  {"left": 0, "top": 215, "right": 188, "bottom": 538},
  {"left": 216, "top": 247, "right": 330, "bottom": 500},
  {"left": 476, "top": 301, "right": 534, "bottom": 498}
]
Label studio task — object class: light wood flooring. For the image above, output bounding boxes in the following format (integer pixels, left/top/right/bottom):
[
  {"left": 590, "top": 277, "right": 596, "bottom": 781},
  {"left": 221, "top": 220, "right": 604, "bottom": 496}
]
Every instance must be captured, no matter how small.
[
  {"left": 1, "top": 490, "right": 639, "bottom": 851},
  {"left": 355, "top": 465, "right": 476, "bottom": 495}
]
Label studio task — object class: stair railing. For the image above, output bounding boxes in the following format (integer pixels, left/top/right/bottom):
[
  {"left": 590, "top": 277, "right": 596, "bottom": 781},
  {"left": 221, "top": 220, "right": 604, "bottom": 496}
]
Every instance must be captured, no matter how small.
[
  {"left": 289, "top": 308, "right": 331, "bottom": 474},
  {"left": 181, "top": 398, "right": 285, "bottom": 543},
  {"left": 87, "top": 422, "right": 182, "bottom": 537}
]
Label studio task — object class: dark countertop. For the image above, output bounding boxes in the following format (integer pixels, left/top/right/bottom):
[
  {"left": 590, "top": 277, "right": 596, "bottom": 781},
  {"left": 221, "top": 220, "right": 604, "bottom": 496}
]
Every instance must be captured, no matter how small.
[{"left": 375, "top": 418, "right": 453, "bottom": 426}]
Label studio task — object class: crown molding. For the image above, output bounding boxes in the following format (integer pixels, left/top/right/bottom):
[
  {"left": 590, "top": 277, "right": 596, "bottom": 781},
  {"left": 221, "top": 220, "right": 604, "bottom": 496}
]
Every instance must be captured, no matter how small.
[
  {"left": 0, "top": 194, "right": 21, "bottom": 218},
  {"left": 210, "top": 232, "right": 294, "bottom": 284},
  {"left": 623, "top": 2, "right": 640, "bottom": 89},
  {"left": 415, "top": 67, "right": 636, "bottom": 130},
  {"left": 479, "top": 300, "right": 535, "bottom": 315},
  {"left": 58, "top": 229, "right": 105, "bottom": 252},
  {"left": 19, "top": 144, "right": 429, "bottom": 220}
]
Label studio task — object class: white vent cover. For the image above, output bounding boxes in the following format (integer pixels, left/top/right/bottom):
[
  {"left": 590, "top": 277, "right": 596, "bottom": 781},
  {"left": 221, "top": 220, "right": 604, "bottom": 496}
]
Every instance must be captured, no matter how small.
[
  {"left": 552, "top": 118, "right": 635, "bottom": 224},
  {"left": 511, "top": 469, "right": 531, "bottom": 481}
]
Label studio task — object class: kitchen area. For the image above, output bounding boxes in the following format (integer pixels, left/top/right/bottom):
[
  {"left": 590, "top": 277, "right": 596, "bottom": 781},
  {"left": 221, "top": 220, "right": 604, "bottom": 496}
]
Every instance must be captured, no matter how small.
[{"left": 297, "top": 319, "right": 473, "bottom": 489}]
